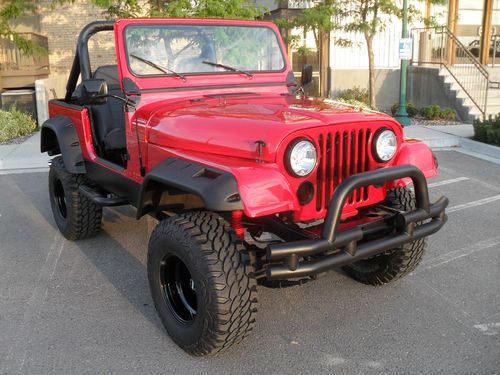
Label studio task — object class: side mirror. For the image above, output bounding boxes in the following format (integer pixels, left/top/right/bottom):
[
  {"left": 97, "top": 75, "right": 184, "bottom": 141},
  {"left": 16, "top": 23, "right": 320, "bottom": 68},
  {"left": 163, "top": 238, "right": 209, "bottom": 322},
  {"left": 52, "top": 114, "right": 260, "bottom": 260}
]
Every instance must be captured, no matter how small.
[
  {"left": 122, "top": 77, "right": 141, "bottom": 96},
  {"left": 301, "top": 64, "right": 313, "bottom": 86},
  {"left": 81, "top": 79, "right": 108, "bottom": 104}
]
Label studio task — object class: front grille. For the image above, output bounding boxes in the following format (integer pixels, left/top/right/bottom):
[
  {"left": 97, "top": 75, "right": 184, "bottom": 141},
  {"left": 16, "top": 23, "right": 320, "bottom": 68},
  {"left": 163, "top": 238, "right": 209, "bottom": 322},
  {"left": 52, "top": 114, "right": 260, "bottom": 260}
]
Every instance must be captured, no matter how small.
[{"left": 315, "top": 128, "right": 372, "bottom": 211}]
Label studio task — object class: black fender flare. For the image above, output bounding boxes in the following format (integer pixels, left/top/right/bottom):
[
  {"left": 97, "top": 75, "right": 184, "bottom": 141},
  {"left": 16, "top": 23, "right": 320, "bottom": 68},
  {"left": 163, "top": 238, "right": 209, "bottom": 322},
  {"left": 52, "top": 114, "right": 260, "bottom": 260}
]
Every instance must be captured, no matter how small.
[
  {"left": 40, "top": 115, "right": 86, "bottom": 174},
  {"left": 136, "top": 158, "right": 243, "bottom": 218}
]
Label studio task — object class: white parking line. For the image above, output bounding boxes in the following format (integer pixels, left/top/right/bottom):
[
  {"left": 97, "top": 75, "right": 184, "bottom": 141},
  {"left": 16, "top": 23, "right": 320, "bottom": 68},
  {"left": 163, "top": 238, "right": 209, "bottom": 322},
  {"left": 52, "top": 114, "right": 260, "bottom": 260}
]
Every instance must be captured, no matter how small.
[
  {"left": 448, "top": 194, "right": 500, "bottom": 213},
  {"left": 428, "top": 177, "right": 469, "bottom": 188},
  {"left": 423, "top": 235, "right": 500, "bottom": 269}
]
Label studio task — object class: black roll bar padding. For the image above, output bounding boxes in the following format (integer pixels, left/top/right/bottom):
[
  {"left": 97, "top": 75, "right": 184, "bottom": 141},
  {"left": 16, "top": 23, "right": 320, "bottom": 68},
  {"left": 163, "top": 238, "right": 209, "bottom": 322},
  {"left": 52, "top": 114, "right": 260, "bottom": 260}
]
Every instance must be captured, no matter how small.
[
  {"left": 65, "top": 21, "right": 115, "bottom": 102},
  {"left": 322, "top": 165, "right": 430, "bottom": 243}
]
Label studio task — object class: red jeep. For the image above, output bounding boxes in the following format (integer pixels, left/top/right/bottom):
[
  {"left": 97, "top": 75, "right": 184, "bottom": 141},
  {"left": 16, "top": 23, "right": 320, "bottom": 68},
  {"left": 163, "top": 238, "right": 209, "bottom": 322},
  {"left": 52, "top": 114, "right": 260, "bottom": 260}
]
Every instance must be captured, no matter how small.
[{"left": 41, "top": 19, "right": 448, "bottom": 355}]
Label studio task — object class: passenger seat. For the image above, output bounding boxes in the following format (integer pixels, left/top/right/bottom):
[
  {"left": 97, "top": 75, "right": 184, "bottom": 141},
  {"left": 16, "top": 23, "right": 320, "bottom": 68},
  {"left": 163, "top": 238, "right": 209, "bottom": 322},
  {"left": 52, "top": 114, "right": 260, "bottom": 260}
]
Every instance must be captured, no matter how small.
[{"left": 90, "top": 65, "right": 127, "bottom": 154}]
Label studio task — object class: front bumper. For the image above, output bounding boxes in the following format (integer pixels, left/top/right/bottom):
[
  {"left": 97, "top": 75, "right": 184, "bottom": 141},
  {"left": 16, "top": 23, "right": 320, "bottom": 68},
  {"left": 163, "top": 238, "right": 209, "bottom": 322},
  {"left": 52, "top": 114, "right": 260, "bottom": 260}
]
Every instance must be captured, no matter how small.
[{"left": 266, "top": 165, "right": 448, "bottom": 280}]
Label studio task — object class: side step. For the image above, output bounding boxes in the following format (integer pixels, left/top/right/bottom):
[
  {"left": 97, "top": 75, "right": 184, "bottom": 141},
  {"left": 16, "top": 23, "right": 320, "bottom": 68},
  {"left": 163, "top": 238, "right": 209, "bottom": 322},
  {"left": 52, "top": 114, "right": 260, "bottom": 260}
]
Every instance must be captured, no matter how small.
[{"left": 79, "top": 184, "right": 128, "bottom": 207}]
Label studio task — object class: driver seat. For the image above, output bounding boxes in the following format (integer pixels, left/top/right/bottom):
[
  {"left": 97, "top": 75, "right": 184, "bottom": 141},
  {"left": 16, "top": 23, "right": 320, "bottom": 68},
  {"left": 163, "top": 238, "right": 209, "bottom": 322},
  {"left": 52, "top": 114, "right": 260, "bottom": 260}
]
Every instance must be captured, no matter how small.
[{"left": 89, "top": 65, "right": 127, "bottom": 160}]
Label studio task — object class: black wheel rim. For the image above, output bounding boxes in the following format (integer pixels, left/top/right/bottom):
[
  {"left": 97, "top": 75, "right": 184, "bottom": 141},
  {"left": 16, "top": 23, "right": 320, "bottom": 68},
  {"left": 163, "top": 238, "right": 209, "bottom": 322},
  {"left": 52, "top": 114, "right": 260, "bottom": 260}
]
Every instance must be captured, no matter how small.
[
  {"left": 160, "top": 255, "right": 197, "bottom": 323},
  {"left": 53, "top": 178, "right": 67, "bottom": 219}
]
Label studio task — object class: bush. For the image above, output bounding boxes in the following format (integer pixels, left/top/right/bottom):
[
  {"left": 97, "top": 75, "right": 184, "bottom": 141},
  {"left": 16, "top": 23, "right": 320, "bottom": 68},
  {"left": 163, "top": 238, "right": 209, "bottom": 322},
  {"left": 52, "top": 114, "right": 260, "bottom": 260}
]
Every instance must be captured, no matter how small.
[
  {"left": 336, "top": 86, "right": 369, "bottom": 106},
  {"left": 441, "top": 107, "right": 457, "bottom": 121},
  {"left": 473, "top": 114, "right": 500, "bottom": 146},
  {"left": 391, "top": 102, "right": 418, "bottom": 117},
  {"left": 420, "top": 105, "right": 456, "bottom": 121},
  {"left": 0, "top": 107, "right": 37, "bottom": 142}
]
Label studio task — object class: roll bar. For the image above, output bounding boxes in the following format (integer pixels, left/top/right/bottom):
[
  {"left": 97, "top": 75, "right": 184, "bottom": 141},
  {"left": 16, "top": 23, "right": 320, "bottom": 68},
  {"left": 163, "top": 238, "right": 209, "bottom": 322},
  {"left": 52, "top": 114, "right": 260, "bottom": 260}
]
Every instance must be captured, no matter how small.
[{"left": 65, "top": 21, "right": 115, "bottom": 102}]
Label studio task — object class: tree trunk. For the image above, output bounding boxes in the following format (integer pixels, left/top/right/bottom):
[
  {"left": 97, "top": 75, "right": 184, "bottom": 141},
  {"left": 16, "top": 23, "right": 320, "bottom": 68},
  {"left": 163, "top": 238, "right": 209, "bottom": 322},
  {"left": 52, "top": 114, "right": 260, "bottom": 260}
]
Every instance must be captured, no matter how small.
[
  {"left": 319, "top": 31, "right": 330, "bottom": 98},
  {"left": 365, "top": 32, "right": 376, "bottom": 109}
]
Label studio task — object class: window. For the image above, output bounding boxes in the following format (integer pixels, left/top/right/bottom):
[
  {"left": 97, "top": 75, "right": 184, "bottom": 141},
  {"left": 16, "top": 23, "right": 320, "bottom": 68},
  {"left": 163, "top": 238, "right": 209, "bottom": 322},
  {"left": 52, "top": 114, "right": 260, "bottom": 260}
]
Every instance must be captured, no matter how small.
[{"left": 124, "top": 24, "right": 285, "bottom": 76}]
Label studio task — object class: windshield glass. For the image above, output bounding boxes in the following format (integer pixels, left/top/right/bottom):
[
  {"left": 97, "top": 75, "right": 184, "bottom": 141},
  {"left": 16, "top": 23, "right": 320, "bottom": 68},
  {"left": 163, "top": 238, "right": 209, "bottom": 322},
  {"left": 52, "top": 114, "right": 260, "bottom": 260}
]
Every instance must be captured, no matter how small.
[{"left": 124, "top": 24, "right": 285, "bottom": 76}]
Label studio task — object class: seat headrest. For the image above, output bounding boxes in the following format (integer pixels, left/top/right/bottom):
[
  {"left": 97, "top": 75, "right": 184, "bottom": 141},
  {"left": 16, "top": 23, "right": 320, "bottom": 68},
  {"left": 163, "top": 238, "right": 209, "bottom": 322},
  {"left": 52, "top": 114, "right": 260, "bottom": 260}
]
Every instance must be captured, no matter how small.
[{"left": 93, "top": 65, "right": 119, "bottom": 89}]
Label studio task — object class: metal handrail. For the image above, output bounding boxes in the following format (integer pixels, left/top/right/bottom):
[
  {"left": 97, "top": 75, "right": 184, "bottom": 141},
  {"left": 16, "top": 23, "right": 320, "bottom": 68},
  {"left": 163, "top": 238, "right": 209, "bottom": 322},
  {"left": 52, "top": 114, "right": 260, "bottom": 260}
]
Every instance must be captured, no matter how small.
[
  {"left": 411, "top": 26, "right": 489, "bottom": 118},
  {"left": 442, "top": 28, "right": 489, "bottom": 76}
]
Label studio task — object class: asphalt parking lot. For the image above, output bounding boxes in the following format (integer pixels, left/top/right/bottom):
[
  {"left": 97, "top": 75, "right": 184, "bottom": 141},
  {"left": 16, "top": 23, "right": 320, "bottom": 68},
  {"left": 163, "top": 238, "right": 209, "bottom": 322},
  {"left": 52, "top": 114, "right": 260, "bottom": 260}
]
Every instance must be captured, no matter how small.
[{"left": 0, "top": 150, "right": 499, "bottom": 375}]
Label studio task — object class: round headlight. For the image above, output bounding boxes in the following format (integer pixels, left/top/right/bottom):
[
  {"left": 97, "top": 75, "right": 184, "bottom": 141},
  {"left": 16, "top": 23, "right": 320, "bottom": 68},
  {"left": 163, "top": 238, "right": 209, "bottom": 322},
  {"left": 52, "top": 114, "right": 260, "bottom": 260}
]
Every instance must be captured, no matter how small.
[
  {"left": 373, "top": 129, "right": 397, "bottom": 162},
  {"left": 286, "top": 139, "right": 317, "bottom": 177}
]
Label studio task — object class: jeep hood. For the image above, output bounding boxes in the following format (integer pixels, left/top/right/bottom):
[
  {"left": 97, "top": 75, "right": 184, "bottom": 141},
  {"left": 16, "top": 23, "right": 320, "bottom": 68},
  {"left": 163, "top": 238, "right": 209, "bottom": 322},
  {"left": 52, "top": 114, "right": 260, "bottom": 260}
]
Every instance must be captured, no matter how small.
[{"left": 144, "top": 94, "right": 397, "bottom": 162}]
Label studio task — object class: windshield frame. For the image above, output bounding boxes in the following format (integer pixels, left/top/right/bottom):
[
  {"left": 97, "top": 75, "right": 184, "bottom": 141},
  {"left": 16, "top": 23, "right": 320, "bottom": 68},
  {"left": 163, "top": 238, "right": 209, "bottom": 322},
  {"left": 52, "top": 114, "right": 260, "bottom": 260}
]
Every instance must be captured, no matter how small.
[{"left": 122, "top": 22, "right": 287, "bottom": 79}]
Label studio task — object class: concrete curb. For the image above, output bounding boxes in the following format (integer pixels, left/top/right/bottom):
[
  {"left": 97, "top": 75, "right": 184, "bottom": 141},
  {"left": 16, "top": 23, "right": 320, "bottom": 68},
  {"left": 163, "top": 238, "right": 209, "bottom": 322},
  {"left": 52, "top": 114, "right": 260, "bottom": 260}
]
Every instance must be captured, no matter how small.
[
  {"left": 460, "top": 138, "right": 500, "bottom": 159},
  {"left": 458, "top": 138, "right": 500, "bottom": 164},
  {"left": 419, "top": 136, "right": 461, "bottom": 149}
]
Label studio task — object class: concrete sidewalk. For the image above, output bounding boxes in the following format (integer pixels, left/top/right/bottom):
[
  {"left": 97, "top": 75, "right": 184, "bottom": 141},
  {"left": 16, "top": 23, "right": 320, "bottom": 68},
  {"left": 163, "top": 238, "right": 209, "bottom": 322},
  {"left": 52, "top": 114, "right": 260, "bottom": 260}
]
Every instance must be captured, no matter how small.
[
  {"left": 0, "top": 132, "right": 49, "bottom": 173},
  {"left": 0, "top": 124, "right": 499, "bottom": 171},
  {"left": 405, "top": 124, "right": 500, "bottom": 164}
]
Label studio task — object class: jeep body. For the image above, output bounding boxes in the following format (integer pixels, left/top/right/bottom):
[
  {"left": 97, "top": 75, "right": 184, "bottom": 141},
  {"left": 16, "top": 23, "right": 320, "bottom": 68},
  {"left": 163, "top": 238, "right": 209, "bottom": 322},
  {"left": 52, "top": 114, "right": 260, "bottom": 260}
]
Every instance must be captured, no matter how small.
[{"left": 41, "top": 19, "right": 448, "bottom": 355}]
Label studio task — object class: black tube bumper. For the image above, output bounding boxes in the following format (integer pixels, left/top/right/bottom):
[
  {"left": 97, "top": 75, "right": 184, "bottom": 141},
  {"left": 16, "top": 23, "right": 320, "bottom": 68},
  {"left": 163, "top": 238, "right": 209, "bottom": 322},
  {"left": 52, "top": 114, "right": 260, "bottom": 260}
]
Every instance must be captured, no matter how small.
[{"left": 266, "top": 165, "right": 449, "bottom": 280}]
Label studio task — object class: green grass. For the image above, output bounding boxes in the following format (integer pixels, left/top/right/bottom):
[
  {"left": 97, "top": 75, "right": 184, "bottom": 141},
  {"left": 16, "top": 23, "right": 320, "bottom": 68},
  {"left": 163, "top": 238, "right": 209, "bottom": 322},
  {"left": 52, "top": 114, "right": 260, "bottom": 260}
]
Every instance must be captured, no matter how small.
[{"left": 0, "top": 107, "right": 38, "bottom": 142}]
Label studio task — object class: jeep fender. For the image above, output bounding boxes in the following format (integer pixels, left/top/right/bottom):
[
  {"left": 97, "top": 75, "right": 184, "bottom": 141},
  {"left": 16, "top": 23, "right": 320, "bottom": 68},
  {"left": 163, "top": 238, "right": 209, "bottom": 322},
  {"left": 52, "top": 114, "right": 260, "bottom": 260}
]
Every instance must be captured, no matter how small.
[
  {"left": 40, "top": 115, "right": 85, "bottom": 174},
  {"left": 389, "top": 139, "right": 438, "bottom": 188},
  {"left": 136, "top": 158, "right": 244, "bottom": 218}
]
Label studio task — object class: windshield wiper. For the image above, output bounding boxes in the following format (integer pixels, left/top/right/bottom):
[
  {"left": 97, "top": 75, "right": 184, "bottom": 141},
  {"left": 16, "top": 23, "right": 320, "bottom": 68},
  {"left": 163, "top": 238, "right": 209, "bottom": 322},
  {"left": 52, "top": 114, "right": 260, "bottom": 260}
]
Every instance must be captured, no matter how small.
[
  {"left": 130, "top": 54, "right": 187, "bottom": 82},
  {"left": 202, "top": 61, "right": 253, "bottom": 78}
]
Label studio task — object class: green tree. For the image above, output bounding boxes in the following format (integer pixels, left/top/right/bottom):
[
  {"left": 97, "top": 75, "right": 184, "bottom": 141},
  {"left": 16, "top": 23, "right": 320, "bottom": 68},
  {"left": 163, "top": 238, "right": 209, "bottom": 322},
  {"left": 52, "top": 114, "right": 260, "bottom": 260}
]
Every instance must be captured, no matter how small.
[
  {"left": 0, "top": 0, "right": 38, "bottom": 54},
  {"left": 278, "top": 0, "right": 445, "bottom": 106},
  {"left": 276, "top": 1, "right": 337, "bottom": 53},
  {"left": 334, "top": 0, "right": 446, "bottom": 108},
  {"left": 91, "top": 0, "right": 268, "bottom": 19},
  {"left": 0, "top": 0, "right": 267, "bottom": 56}
]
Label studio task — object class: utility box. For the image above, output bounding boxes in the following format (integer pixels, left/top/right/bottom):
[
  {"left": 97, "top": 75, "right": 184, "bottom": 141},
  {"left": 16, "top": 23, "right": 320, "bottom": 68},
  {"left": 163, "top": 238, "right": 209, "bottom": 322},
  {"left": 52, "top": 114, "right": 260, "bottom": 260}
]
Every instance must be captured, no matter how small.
[{"left": 1, "top": 89, "right": 37, "bottom": 122}]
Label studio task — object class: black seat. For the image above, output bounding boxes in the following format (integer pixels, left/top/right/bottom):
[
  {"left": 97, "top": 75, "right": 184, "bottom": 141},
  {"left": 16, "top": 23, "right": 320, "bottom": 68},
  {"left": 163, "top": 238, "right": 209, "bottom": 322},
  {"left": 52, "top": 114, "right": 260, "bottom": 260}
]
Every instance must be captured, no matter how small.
[{"left": 90, "top": 65, "right": 126, "bottom": 154}]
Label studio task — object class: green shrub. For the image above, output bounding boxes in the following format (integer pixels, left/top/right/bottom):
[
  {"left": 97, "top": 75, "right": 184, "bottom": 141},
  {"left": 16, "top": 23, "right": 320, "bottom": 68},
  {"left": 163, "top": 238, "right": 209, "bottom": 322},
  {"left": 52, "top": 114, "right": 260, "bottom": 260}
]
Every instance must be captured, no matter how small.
[
  {"left": 420, "top": 105, "right": 456, "bottom": 121},
  {"left": 0, "top": 107, "right": 37, "bottom": 142},
  {"left": 337, "top": 86, "right": 369, "bottom": 106},
  {"left": 420, "top": 105, "right": 440, "bottom": 120},
  {"left": 391, "top": 102, "right": 418, "bottom": 117},
  {"left": 473, "top": 114, "right": 500, "bottom": 146},
  {"left": 441, "top": 107, "right": 457, "bottom": 121}
]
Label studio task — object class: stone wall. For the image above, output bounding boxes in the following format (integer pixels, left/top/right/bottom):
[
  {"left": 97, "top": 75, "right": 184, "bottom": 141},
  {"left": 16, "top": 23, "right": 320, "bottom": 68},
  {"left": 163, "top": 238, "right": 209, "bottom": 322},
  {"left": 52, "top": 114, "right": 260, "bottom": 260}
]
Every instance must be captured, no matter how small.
[{"left": 37, "top": 0, "right": 117, "bottom": 77}]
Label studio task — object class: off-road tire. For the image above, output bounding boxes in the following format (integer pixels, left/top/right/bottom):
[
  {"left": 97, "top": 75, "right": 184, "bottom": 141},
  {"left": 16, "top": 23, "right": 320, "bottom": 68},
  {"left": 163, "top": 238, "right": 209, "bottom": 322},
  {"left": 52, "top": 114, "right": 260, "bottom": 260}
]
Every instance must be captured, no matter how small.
[
  {"left": 147, "top": 211, "right": 258, "bottom": 356},
  {"left": 342, "top": 187, "right": 426, "bottom": 285},
  {"left": 48, "top": 156, "right": 102, "bottom": 240}
]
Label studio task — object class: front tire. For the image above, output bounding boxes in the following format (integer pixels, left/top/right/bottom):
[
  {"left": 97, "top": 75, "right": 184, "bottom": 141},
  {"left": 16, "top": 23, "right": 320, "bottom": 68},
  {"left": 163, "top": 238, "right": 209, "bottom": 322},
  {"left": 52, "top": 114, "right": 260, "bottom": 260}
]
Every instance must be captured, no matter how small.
[
  {"left": 148, "top": 211, "right": 258, "bottom": 356},
  {"left": 342, "top": 187, "right": 426, "bottom": 285},
  {"left": 48, "top": 156, "right": 102, "bottom": 240}
]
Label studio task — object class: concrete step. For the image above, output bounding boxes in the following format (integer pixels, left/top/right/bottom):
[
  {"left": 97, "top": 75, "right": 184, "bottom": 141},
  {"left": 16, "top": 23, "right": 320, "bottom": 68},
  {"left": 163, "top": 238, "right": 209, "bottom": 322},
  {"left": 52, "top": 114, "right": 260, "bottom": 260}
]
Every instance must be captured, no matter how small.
[
  {"left": 488, "top": 88, "right": 500, "bottom": 98},
  {"left": 487, "top": 96, "right": 500, "bottom": 105},
  {"left": 486, "top": 105, "right": 500, "bottom": 115},
  {"left": 438, "top": 66, "right": 493, "bottom": 122},
  {"left": 446, "top": 80, "right": 488, "bottom": 93}
]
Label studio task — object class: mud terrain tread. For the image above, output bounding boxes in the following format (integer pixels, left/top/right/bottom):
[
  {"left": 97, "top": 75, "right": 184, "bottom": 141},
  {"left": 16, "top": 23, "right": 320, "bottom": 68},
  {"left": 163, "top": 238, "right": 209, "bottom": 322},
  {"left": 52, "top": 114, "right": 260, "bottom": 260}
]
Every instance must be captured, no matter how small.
[
  {"left": 49, "top": 156, "right": 102, "bottom": 240},
  {"left": 148, "top": 211, "right": 257, "bottom": 356},
  {"left": 342, "top": 187, "right": 426, "bottom": 285}
]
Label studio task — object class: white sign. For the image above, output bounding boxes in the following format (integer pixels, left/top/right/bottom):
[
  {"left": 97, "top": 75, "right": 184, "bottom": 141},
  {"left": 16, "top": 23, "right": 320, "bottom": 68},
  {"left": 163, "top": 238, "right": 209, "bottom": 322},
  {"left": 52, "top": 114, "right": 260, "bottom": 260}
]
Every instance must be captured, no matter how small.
[{"left": 399, "top": 38, "right": 412, "bottom": 60}]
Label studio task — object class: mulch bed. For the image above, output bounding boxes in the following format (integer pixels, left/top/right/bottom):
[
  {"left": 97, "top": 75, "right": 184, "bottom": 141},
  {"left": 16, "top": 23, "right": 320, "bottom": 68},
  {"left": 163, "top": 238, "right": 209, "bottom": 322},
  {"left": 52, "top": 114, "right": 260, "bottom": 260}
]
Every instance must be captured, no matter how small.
[{"left": 409, "top": 117, "right": 465, "bottom": 126}]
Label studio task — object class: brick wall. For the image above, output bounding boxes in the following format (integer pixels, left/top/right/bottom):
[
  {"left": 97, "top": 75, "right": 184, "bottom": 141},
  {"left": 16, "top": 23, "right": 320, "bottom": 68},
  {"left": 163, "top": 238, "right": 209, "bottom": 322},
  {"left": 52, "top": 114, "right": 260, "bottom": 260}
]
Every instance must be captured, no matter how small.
[{"left": 38, "top": 0, "right": 117, "bottom": 77}]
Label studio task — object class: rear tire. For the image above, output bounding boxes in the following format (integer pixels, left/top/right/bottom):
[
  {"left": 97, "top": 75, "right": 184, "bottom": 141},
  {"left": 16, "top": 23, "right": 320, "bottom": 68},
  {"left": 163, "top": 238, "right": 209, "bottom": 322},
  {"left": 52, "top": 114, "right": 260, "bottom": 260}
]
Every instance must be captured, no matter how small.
[
  {"left": 48, "top": 156, "right": 102, "bottom": 240},
  {"left": 147, "top": 211, "right": 258, "bottom": 356},
  {"left": 342, "top": 187, "right": 426, "bottom": 285}
]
